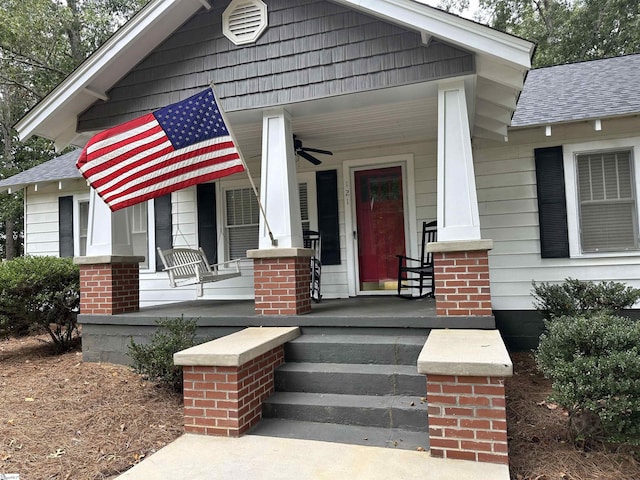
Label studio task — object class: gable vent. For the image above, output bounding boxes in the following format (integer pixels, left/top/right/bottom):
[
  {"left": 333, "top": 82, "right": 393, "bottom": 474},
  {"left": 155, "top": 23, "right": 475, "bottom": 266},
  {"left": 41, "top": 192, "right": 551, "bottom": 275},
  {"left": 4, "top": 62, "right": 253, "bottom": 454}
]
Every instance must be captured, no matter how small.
[{"left": 223, "top": 0, "right": 268, "bottom": 46}]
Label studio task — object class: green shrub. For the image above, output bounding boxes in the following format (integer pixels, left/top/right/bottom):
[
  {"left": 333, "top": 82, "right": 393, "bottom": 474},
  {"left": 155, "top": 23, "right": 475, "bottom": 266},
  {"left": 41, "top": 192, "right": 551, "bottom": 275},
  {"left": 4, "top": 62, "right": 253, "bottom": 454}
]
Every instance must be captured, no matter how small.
[
  {"left": 536, "top": 312, "right": 640, "bottom": 445},
  {"left": 0, "top": 256, "right": 80, "bottom": 352},
  {"left": 532, "top": 278, "right": 640, "bottom": 320},
  {"left": 128, "top": 316, "right": 200, "bottom": 392}
]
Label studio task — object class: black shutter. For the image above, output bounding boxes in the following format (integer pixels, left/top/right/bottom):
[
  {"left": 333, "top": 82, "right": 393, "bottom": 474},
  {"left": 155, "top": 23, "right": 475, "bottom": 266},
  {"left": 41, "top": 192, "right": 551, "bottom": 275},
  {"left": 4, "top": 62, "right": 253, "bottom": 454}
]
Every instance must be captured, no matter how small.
[
  {"left": 534, "top": 146, "right": 569, "bottom": 258},
  {"left": 154, "top": 194, "right": 173, "bottom": 271},
  {"left": 197, "top": 183, "right": 217, "bottom": 263},
  {"left": 316, "top": 170, "right": 340, "bottom": 265},
  {"left": 58, "top": 196, "right": 74, "bottom": 258}
]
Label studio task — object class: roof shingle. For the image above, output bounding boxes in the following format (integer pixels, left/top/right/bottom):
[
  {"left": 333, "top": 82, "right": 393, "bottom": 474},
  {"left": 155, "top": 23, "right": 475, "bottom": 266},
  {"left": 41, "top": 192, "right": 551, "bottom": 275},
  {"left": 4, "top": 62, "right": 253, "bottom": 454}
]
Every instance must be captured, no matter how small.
[
  {"left": 512, "top": 53, "right": 640, "bottom": 127},
  {"left": 0, "top": 149, "right": 82, "bottom": 191}
]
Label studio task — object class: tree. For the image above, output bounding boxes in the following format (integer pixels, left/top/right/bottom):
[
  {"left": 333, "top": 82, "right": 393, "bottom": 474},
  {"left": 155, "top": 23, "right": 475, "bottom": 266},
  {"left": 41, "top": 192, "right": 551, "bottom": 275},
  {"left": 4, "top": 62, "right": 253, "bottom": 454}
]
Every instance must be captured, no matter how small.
[
  {"left": 439, "top": 0, "right": 640, "bottom": 67},
  {"left": 0, "top": 0, "right": 148, "bottom": 258}
]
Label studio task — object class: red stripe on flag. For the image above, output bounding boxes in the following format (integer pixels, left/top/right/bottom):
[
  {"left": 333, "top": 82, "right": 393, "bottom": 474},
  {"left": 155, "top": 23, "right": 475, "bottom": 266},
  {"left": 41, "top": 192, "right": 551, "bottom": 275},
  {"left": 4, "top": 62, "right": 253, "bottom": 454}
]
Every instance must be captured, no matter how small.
[
  {"left": 77, "top": 114, "right": 157, "bottom": 169},
  {"left": 102, "top": 152, "right": 241, "bottom": 202},
  {"left": 107, "top": 164, "right": 246, "bottom": 210},
  {"left": 81, "top": 125, "right": 167, "bottom": 177},
  {"left": 97, "top": 141, "right": 238, "bottom": 197}
]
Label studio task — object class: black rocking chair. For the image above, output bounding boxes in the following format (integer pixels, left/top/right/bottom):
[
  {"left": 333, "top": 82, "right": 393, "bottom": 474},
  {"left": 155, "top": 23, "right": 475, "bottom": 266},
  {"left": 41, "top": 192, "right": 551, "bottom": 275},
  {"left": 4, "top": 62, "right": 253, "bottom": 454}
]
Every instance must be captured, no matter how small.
[
  {"left": 396, "top": 220, "right": 437, "bottom": 299},
  {"left": 303, "top": 230, "right": 322, "bottom": 303}
]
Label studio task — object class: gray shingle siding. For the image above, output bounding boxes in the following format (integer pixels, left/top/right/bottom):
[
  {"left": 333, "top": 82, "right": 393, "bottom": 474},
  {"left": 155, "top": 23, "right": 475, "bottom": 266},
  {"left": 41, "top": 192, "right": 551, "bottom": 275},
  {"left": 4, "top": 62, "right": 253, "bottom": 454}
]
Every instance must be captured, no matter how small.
[
  {"left": 78, "top": 0, "right": 474, "bottom": 131},
  {"left": 512, "top": 53, "right": 640, "bottom": 127}
]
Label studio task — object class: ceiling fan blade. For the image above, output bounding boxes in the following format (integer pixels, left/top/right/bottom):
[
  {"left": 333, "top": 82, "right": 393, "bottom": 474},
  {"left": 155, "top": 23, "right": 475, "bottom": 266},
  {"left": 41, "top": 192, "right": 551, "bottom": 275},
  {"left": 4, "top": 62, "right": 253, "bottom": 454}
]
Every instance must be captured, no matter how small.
[
  {"left": 297, "top": 150, "right": 322, "bottom": 165},
  {"left": 302, "top": 147, "right": 333, "bottom": 156}
]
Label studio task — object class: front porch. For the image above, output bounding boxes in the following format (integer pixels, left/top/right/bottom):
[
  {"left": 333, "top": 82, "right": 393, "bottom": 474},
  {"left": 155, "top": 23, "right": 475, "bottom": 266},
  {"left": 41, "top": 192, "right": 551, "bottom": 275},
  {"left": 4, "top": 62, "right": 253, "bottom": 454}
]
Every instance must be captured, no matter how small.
[{"left": 78, "top": 296, "right": 496, "bottom": 365}]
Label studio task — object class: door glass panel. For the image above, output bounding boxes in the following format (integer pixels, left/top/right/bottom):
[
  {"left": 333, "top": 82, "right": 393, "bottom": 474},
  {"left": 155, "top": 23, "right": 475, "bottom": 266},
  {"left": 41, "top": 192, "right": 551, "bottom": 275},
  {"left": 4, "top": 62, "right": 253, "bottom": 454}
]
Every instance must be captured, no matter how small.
[{"left": 354, "top": 166, "right": 406, "bottom": 292}]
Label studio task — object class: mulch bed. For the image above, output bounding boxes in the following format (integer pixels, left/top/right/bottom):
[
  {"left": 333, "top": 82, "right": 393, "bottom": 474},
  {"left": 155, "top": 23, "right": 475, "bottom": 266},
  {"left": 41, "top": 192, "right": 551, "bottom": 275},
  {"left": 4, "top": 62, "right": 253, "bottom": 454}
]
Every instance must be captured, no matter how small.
[
  {"left": 1, "top": 335, "right": 639, "bottom": 479},
  {"left": 0, "top": 335, "right": 183, "bottom": 480},
  {"left": 507, "top": 352, "right": 640, "bottom": 480}
]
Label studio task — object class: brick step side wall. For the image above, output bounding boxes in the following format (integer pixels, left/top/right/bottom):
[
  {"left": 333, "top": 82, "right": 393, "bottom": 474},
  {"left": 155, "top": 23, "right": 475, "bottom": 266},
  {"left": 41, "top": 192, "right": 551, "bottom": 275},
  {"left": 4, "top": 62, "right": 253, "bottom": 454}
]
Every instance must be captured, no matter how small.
[
  {"left": 427, "top": 374, "right": 508, "bottom": 464},
  {"left": 182, "top": 346, "right": 285, "bottom": 436}
]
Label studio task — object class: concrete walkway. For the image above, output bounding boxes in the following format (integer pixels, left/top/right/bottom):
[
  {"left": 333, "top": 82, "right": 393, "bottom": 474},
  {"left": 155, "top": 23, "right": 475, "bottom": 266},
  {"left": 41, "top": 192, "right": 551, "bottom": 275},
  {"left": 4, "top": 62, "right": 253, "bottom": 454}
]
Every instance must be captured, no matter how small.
[{"left": 116, "top": 434, "right": 509, "bottom": 480}]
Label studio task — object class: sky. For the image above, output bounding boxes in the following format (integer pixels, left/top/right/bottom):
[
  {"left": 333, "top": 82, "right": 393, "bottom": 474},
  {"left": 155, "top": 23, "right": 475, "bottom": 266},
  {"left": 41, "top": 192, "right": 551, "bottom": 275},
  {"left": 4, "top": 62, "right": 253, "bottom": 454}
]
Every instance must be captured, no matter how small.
[{"left": 416, "top": 0, "right": 482, "bottom": 20}]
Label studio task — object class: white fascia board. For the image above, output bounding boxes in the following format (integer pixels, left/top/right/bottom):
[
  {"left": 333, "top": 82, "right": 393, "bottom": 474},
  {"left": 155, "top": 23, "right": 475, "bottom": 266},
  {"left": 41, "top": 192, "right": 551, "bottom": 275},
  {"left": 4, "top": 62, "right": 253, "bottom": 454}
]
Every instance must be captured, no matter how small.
[
  {"left": 339, "top": 0, "right": 534, "bottom": 68},
  {"left": 16, "top": 0, "right": 204, "bottom": 142}
]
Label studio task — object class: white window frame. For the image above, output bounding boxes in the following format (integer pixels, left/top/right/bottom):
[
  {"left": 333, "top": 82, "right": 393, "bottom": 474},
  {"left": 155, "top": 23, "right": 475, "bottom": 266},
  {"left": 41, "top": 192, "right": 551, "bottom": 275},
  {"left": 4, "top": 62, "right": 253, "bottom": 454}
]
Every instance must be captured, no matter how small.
[
  {"left": 73, "top": 194, "right": 89, "bottom": 257},
  {"left": 217, "top": 175, "right": 318, "bottom": 262},
  {"left": 563, "top": 136, "right": 640, "bottom": 258}
]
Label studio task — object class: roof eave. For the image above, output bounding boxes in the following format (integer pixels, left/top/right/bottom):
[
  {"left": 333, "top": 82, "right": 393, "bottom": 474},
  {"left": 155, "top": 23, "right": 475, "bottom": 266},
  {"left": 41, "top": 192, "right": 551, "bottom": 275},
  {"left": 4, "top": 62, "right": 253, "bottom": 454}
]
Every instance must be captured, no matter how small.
[
  {"left": 338, "top": 0, "right": 534, "bottom": 69},
  {"left": 15, "top": 0, "right": 206, "bottom": 145}
]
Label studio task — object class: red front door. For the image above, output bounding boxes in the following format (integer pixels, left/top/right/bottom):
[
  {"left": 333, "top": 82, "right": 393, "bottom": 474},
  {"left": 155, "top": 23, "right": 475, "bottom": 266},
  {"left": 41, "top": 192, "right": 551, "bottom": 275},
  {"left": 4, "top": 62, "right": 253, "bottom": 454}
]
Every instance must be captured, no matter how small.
[{"left": 354, "top": 166, "right": 406, "bottom": 292}]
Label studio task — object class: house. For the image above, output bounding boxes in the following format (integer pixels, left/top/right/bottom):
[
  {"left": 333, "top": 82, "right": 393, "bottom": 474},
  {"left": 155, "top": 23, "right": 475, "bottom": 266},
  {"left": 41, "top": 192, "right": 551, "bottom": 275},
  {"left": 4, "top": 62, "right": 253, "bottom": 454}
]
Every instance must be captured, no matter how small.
[{"left": 6, "top": 0, "right": 640, "bottom": 466}]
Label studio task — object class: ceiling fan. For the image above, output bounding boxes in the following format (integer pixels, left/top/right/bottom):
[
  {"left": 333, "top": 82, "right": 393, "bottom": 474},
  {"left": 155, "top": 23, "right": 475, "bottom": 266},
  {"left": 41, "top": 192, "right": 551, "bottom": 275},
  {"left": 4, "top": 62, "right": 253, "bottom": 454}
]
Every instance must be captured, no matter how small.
[{"left": 293, "top": 135, "right": 333, "bottom": 165}]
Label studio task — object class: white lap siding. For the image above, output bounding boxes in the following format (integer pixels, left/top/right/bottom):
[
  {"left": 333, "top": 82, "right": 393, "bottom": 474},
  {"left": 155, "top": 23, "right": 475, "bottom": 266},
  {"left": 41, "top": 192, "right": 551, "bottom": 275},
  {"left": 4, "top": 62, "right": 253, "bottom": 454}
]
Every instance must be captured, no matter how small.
[{"left": 475, "top": 116, "right": 640, "bottom": 311}]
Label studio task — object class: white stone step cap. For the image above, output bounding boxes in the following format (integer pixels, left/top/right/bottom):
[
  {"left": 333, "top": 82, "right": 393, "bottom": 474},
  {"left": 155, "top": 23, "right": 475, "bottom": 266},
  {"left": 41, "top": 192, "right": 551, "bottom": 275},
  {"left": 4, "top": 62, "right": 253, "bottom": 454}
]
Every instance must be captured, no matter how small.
[
  {"left": 174, "top": 326, "right": 300, "bottom": 367},
  {"left": 417, "top": 329, "right": 512, "bottom": 377}
]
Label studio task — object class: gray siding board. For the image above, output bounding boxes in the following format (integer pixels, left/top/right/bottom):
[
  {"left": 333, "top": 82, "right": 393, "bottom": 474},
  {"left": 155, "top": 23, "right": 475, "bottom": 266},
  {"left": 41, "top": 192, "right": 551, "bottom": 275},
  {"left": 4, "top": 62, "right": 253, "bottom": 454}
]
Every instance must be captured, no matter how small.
[{"left": 78, "top": 0, "right": 474, "bottom": 131}]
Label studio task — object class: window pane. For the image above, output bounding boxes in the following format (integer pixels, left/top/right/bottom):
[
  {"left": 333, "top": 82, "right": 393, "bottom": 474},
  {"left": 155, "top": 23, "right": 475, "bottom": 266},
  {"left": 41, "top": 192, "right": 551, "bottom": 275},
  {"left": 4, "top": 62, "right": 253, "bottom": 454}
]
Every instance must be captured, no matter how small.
[
  {"left": 79, "top": 201, "right": 89, "bottom": 256},
  {"left": 581, "top": 202, "right": 636, "bottom": 251},
  {"left": 226, "top": 188, "right": 259, "bottom": 259},
  {"left": 131, "top": 202, "right": 148, "bottom": 268},
  {"left": 299, "top": 183, "right": 309, "bottom": 222},
  {"left": 577, "top": 150, "right": 637, "bottom": 252},
  {"left": 228, "top": 225, "right": 259, "bottom": 259}
]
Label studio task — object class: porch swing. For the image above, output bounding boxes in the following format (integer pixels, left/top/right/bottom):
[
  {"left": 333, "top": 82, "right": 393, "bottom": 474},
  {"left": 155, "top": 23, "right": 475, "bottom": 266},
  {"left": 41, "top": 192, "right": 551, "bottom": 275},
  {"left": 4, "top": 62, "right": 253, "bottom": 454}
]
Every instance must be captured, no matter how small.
[
  {"left": 156, "top": 223, "right": 244, "bottom": 297},
  {"left": 156, "top": 154, "right": 277, "bottom": 297}
]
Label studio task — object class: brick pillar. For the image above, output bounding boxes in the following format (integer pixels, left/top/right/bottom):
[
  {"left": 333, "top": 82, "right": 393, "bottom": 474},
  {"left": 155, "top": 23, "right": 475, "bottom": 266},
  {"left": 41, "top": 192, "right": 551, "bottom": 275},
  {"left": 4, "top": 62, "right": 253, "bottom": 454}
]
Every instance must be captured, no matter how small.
[
  {"left": 182, "top": 346, "right": 284, "bottom": 436},
  {"left": 74, "top": 256, "right": 145, "bottom": 315},
  {"left": 428, "top": 240, "right": 494, "bottom": 317},
  {"left": 247, "top": 248, "right": 313, "bottom": 315},
  {"left": 427, "top": 374, "right": 508, "bottom": 464},
  {"left": 418, "top": 329, "right": 512, "bottom": 465}
]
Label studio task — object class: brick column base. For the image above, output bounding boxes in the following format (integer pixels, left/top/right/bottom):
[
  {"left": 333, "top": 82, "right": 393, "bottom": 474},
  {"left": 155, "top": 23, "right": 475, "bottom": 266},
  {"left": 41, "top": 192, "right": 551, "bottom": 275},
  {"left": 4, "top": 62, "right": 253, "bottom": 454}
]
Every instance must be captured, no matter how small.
[
  {"left": 427, "top": 374, "right": 508, "bottom": 464},
  {"left": 248, "top": 248, "right": 314, "bottom": 315},
  {"left": 182, "top": 346, "right": 284, "bottom": 436},
  {"left": 428, "top": 240, "right": 494, "bottom": 317},
  {"left": 75, "top": 256, "right": 144, "bottom": 315}
]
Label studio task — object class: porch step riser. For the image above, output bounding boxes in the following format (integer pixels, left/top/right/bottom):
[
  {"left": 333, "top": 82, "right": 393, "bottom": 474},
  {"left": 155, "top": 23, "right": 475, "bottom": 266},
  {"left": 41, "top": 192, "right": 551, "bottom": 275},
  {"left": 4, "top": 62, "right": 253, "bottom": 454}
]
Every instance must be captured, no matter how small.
[
  {"left": 284, "top": 335, "right": 427, "bottom": 365},
  {"left": 275, "top": 367, "right": 425, "bottom": 396},
  {"left": 250, "top": 419, "right": 429, "bottom": 451},
  {"left": 262, "top": 393, "right": 428, "bottom": 432}
]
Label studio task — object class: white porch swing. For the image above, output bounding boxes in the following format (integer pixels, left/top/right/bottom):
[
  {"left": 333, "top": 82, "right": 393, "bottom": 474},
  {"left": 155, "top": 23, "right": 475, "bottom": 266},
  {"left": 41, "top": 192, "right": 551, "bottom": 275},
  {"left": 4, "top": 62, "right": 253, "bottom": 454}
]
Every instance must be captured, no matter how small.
[{"left": 157, "top": 157, "right": 277, "bottom": 297}]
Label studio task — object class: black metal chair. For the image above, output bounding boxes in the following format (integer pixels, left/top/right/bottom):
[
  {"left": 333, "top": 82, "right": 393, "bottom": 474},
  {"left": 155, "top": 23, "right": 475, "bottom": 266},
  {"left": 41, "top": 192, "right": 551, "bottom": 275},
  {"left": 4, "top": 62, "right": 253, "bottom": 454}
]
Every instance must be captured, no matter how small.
[
  {"left": 303, "top": 230, "right": 322, "bottom": 303},
  {"left": 396, "top": 220, "right": 437, "bottom": 299}
]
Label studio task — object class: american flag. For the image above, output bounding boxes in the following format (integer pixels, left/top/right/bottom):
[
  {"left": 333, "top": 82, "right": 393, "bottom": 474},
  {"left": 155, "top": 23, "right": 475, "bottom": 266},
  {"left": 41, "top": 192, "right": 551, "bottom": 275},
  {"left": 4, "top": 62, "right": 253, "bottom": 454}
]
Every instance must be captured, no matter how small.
[{"left": 77, "top": 87, "right": 245, "bottom": 211}]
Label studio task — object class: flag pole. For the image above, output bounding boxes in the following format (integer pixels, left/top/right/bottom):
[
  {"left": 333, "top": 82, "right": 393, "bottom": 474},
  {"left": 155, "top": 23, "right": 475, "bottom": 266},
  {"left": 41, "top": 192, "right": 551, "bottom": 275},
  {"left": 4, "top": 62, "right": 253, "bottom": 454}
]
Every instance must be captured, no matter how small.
[{"left": 210, "top": 84, "right": 277, "bottom": 247}]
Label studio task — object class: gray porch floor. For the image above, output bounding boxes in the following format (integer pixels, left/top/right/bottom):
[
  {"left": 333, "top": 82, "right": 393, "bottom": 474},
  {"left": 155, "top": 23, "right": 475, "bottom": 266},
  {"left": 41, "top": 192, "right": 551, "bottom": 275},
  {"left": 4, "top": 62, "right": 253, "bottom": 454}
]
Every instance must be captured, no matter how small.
[
  {"left": 85, "top": 296, "right": 493, "bottom": 329},
  {"left": 114, "top": 433, "right": 509, "bottom": 480}
]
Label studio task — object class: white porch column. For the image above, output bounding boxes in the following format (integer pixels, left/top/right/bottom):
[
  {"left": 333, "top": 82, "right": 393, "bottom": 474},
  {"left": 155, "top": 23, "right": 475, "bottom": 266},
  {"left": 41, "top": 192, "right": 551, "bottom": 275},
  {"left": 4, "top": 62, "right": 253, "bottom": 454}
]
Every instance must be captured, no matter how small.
[
  {"left": 259, "top": 108, "right": 303, "bottom": 249},
  {"left": 436, "top": 80, "right": 481, "bottom": 242},
  {"left": 86, "top": 188, "right": 133, "bottom": 256}
]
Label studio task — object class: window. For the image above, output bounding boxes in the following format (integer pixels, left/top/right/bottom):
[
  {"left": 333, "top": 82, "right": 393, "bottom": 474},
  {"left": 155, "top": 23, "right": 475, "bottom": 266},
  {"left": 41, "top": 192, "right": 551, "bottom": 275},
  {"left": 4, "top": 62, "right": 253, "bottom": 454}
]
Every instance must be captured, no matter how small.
[
  {"left": 563, "top": 138, "right": 640, "bottom": 257},
  {"left": 223, "top": 182, "right": 314, "bottom": 259},
  {"left": 576, "top": 150, "right": 637, "bottom": 252},
  {"left": 131, "top": 202, "right": 149, "bottom": 269},
  {"left": 78, "top": 200, "right": 89, "bottom": 256},
  {"left": 225, "top": 187, "right": 259, "bottom": 259}
]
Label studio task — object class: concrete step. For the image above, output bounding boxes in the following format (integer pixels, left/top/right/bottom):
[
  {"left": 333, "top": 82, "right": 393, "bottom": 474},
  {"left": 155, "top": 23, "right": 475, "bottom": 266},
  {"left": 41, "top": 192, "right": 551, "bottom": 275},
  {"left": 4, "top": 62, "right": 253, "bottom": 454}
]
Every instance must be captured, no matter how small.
[
  {"left": 262, "top": 392, "right": 429, "bottom": 431},
  {"left": 249, "top": 418, "right": 429, "bottom": 451},
  {"left": 274, "top": 362, "right": 425, "bottom": 396},
  {"left": 284, "top": 334, "right": 427, "bottom": 365}
]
